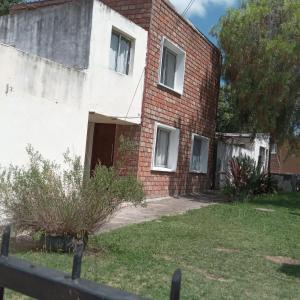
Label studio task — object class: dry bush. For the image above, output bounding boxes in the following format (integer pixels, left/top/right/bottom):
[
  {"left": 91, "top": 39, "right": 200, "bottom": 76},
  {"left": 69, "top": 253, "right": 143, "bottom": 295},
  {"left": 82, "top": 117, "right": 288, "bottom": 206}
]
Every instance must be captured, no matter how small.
[{"left": 0, "top": 146, "right": 145, "bottom": 239}]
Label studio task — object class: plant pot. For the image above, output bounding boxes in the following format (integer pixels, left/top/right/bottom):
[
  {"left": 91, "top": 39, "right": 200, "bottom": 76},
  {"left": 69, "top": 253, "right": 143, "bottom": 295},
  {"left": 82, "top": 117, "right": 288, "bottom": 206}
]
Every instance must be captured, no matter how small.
[{"left": 40, "top": 234, "right": 88, "bottom": 253}]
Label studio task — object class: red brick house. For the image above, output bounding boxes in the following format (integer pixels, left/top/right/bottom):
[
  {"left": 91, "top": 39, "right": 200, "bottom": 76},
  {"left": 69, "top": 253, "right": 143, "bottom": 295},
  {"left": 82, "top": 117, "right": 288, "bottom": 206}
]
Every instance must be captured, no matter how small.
[
  {"left": 1, "top": 0, "right": 221, "bottom": 198},
  {"left": 101, "top": 0, "right": 221, "bottom": 197}
]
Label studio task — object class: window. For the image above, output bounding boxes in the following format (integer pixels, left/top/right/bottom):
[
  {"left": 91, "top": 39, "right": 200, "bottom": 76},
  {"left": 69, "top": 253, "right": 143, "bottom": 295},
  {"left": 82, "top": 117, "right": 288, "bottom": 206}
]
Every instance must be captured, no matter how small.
[
  {"left": 271, "top": 144, "right": 277, "bottom": 154},
  {"left": 152, "top": 123, "right": 180, "bottom": 172},
  {"left": 190, "top": 134, "right": 209, "bottom": 173},
  {"left": 154, "top": 128, "right": 170, "bottom": 168},
  {"left": 159, "top": 37, "right": 186, "bottom": 94},
  {"left": 161, "top": 47, "right": 177, "bottom": 88},
  {"left": 258, "top": 146, "right": 267, "bottom": 170},
  {"left": 109, "top": 31, "right": 131, "bottom": 75}
]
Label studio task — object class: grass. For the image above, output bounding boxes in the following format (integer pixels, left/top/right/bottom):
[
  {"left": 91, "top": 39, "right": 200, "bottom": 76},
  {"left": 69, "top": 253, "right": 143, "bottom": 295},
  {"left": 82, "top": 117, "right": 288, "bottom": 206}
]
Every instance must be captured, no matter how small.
[{"left": 8, "top": 193, "right": 300, "bottom": 299}]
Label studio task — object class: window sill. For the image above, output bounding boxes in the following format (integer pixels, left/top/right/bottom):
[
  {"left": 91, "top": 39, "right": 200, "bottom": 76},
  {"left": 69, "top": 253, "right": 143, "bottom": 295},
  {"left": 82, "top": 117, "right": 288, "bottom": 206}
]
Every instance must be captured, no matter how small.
[
  {"left": 151, "top": 166, "right": 176, "bottom": 173},
  {"left": 189, "top": 170, "right": 208, "bottom": 175},
  {"left": 158, "top": 83, "right": 183, "bottom": 96},
  {"left": 109, "top": 68, "right": 131, "bottom": 77}
]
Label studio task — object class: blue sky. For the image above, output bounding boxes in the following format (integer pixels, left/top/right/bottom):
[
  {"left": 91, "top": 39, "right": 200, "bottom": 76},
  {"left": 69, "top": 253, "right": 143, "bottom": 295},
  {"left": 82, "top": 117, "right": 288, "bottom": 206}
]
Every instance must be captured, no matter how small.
[{"left": 170, "top": 0, "right": 239, "bottom": 45}]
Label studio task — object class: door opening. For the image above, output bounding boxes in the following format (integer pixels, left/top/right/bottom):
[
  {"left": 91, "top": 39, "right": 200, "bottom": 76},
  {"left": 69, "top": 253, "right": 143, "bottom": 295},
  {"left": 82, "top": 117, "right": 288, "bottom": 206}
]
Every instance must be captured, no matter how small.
[{"left": 90, "top": 123, "right": 116, "bottom": 172}]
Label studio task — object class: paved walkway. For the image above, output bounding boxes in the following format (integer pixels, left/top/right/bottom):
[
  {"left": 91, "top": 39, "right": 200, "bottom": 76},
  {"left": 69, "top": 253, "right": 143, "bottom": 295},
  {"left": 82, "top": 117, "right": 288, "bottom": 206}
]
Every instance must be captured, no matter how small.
[{"left": 99, "top": 192, "right": 222, "bottom": 233}]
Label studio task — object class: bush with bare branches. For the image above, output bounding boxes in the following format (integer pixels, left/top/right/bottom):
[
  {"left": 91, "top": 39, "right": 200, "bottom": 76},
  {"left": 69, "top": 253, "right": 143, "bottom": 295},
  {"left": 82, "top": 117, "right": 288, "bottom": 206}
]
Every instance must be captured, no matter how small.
[{"left": 0, "top": 146, "right": 145, "bottom": 242}]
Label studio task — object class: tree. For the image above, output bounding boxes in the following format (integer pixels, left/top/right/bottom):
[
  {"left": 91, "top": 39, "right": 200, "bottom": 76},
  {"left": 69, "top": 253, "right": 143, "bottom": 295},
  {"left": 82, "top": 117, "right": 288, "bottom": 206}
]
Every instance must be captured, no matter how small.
[
  {"left": 212, "top": 0, "right": 300, "bottom": 152},
  {"left": 217, "top": 85, "right": 242, "bottom": 133},
  {"left": 0, "top": 0, "right": 22, "bottom": 16}
]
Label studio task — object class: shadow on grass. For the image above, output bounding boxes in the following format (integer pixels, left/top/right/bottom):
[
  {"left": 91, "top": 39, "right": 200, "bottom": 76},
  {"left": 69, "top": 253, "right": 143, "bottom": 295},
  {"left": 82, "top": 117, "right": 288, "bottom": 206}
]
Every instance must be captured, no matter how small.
[
  {"left": 279, "top": 264, "right": 300, "bottom": 278},
  {"left": 250, "top": 193, "right": 300, "bottom": 210}
]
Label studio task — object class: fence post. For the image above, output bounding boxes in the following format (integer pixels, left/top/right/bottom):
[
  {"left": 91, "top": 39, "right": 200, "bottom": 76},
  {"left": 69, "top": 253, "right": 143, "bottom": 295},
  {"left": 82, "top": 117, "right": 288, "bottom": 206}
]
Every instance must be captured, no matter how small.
[
  {"left": 170, "top": 269, "right": 181, "bottom": 300},
  {"left": 0, "top": 225, "right": 11, "bottom": 300},
  {"left": 71, "top": 241, "right": 84, "bottom": 280}
]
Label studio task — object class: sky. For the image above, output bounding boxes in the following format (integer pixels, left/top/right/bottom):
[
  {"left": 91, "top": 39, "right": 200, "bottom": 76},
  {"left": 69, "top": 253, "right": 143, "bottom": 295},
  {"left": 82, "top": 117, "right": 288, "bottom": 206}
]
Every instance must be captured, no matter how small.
[{"left": 169, "top": 0, "right": 239, "bottom": 45}]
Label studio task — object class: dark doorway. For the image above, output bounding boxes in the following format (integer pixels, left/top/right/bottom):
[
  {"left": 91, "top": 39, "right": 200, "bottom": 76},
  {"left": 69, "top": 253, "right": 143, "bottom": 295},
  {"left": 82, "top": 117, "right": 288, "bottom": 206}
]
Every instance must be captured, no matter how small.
[{"left": 91, "top": 123, "right": 116, "bottom": 171}]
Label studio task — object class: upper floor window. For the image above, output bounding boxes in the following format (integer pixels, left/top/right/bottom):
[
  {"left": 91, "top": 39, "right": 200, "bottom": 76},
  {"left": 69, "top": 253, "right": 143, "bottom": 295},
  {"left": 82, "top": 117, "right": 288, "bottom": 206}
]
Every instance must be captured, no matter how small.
[
  {"left": 109, "top": 31, "right": 131, "bottom": 75},
  {"left": 159, "top": 37, "right": 186, "bottom": 95}
]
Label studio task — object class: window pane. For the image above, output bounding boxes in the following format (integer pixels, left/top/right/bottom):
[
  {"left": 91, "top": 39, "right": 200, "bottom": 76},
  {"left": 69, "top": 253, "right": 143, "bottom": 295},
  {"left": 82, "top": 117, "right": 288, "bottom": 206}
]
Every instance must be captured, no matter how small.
[
  {"left": 155, "top": 128, "right": 170, "bottom": 167},
  {"left": 109, "top": 32, "right": 119, "bottom": 71},
  {"left": 117, "top": 36, "right": 131, "bottom": 74},
  {"left": 161, "top": 47, "right": 176, "bottom": 88},
  {"left": 191, "top": 137, "right": 202, "bottom": 171}
]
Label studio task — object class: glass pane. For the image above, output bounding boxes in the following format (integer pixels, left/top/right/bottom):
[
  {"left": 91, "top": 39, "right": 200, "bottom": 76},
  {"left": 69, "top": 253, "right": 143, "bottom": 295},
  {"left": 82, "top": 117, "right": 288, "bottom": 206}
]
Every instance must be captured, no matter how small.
[
  {"left": 109, "top": 32, "right": 119, "bottom": 71},
  {"left": 155, "top": 128, "right": 170, "bottom": 167},
  {"left": 192, "top": 137, "right": 202, "bottom": 171},
  {"left": 117, "top": 36, "right": 131, "bottom": 74},
  {"left": 161, "top": 47, "right": 176, "bottom": 88}
]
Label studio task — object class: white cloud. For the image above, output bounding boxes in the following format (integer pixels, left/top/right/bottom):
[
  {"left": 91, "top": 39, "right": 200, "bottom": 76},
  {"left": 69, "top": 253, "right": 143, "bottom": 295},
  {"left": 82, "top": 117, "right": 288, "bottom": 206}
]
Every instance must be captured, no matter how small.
[{"left": 170, "top": 0, "right": 236, "bottom": 18}]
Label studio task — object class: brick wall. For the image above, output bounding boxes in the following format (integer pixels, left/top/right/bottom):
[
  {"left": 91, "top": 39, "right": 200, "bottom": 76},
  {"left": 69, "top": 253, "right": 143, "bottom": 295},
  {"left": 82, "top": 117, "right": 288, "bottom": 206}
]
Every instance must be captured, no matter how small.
[
  {"left": 104, "top": 0, "right": 221, "bottom": 197},
  {"left": 103, "top": 0, "right": 220, "bottom": 197},
  {"left": 100, "top": 0, "right": 152, "bottom": 30},
  {"left": 141, "top": 0, "right": 220, "bottom": 197},
  {"left": 114, "top": 125, "right": 141, "bottom": 176}
]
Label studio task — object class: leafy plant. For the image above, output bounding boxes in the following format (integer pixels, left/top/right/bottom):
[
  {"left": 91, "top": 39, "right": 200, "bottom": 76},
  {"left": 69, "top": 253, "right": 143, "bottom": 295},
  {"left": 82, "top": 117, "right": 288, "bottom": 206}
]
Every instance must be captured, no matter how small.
[
  {"left": 0, "top": 146, "right": 145, "bottom": 239},
  {"left": 223, "top": 155, "right": 277, "bottom": 201}
]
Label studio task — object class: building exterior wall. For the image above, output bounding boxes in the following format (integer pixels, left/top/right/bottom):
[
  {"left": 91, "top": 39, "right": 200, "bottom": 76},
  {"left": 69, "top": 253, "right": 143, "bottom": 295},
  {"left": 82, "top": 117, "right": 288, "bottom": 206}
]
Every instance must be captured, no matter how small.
[
  {"left": 2, "top": 0, "right": 220, "bottom": 198},
  {"left": 0, "top": 42, "right": 88, "bottom": 167},
  {"left": 0, "top": 0, "right": 93, "bottom": 69},
  {"left": 102, "top": 0, "right": 221, "bottom": 197},
  {"left": 87, "top": 1, "right": 148, "bottom": 123},
  {"left": 100, "top": 0, "right": 152, "bottom": 30},
  {"left": 0, "top": 0, "right": 148, "bottom": 169}
]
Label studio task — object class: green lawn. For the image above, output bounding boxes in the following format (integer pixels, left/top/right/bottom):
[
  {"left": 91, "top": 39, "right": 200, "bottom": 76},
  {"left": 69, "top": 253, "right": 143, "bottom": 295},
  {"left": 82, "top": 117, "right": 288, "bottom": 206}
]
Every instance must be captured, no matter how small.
[{"left": 10, "top": 193, "right": 300, "bottom": 299}]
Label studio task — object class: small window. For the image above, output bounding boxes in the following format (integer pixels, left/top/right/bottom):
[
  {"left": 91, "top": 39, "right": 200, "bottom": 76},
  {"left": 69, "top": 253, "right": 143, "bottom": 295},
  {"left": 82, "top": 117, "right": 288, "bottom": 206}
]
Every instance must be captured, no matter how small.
[
  {"left": 161, "top": 47, "right": 177, "bottom": 89},
  {"left": 152, "top": 123, "right": 180, "bottom": 172},
  {"left": 271, "top": 144, "right": 277, "bottom": 154},
  {"left": 190, "top": 134, "right": 209, "bottom": 173},
  {"left": 159, "top": 37, "right": 186, "bottom": 94},
  {"left": 109, "top": 31, "right": 131, "bottom": 75},
  {"left": 258, "top": 146, "right": 267, "bottom": 170},
  {"left": 155, "top": 128, "right": 170, "bottom": 168}
]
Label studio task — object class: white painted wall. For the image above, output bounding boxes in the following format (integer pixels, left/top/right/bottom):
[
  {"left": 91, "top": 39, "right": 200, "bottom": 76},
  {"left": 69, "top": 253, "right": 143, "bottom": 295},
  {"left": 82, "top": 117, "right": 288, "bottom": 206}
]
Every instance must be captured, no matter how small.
[
  {"left": 0, "top": 43, "right": 89, "bottom": 167},
  {"left": 87, "top": 1, "right": 148, "bottom": 124},
  {"left": 0, "top": 0, "right": 148, "bottom": 169},
  {"left": 216, "top": 134, "right": 270, "bottom": 187}
]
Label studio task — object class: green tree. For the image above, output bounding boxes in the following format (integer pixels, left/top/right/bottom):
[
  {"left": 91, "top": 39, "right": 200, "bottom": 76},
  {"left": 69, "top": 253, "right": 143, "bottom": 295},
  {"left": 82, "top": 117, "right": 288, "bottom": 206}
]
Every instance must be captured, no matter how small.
[
  {"left": 217, "top": 85, "right": 242, "bottom": 132},
  {"left": 0, "top": 0, "right": 22, "bottom": 16},
  {"left": 213, "top": 0, "right": 300, "bottom": 150}
]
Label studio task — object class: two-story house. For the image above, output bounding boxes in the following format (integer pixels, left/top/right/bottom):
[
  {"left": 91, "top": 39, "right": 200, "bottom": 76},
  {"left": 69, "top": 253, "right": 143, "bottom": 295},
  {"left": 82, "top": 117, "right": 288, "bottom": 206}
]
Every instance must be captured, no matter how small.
[{"left": 0, "top": 0, "right": 221, "bottom": 198}]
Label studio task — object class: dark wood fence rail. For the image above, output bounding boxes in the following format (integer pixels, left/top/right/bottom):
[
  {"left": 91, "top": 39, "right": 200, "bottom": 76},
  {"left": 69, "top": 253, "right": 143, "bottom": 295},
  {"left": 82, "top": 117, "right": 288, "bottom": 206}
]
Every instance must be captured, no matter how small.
[{"left": 0, "top": 225, "right": 182, "bottom": 300}]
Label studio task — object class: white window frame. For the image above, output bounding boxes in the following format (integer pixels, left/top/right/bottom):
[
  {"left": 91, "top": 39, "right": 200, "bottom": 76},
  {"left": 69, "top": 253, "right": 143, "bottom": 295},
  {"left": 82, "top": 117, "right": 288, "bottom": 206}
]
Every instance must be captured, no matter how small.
[
  {"left": 158, "top": 37, "right": 186, "bottom": 95},
  {"left": 151, "top": 122, "right": 180, "bottom": 172},
  {"left": 189, "top": 134, "right": 210, "bottom": 174},
  {"left": 109, "top": 28, "right": 134, "bottom": 76}
]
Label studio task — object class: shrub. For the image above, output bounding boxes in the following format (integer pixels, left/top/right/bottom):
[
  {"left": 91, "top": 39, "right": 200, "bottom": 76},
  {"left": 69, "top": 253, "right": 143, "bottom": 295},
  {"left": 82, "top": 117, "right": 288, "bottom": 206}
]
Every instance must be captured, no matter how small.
[
  {"left": 0, "top": 146, "right": 145, "bottom": 240},
  {"left": 223, "top": 155, "right": 277, "bottom": 201}
]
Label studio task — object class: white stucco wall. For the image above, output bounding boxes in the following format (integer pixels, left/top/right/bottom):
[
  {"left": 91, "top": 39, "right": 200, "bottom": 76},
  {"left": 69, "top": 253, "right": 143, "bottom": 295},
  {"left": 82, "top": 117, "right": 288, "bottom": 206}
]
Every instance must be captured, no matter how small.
[
  {"left": 0, "top": 43, "right": 89, "bottom": 167},
  {"left": 87, "top": 1, "right": 148, "bottom": 123},
  {"left": 0, "top": 0, "right": 148, "bottom": 169}
]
